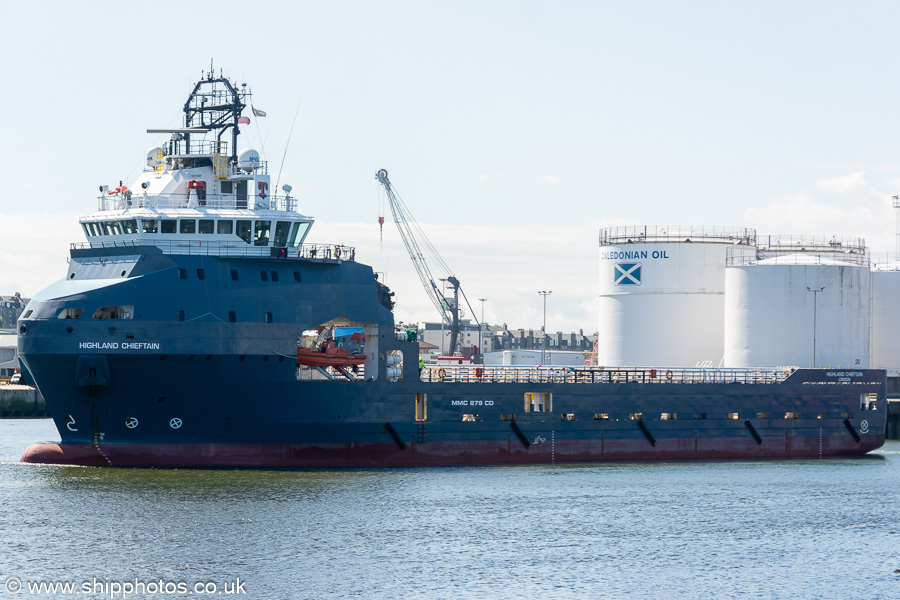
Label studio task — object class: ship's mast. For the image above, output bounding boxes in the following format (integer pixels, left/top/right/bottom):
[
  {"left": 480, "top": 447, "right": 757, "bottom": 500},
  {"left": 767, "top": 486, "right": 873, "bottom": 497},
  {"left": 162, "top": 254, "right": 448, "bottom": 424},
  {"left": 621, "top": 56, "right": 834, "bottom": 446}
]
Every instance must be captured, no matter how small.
[{"left": 181, "top": 69, "right": 247, "bottom": 163}]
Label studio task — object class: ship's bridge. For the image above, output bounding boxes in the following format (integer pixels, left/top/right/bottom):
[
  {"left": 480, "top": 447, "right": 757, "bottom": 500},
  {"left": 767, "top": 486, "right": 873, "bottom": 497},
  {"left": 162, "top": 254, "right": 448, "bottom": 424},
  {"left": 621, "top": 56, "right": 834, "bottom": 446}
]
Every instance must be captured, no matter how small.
[{"left": 74, "top": 206, "right": 353, "bottom": 261}]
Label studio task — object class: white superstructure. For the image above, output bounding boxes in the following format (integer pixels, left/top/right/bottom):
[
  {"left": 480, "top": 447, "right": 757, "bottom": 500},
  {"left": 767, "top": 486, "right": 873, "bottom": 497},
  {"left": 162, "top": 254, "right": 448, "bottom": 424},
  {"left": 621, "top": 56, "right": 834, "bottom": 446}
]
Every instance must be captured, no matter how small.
[
  {"left": 76, "top": 71, "right": 319, "bottom": 261},
  {"left": 597, "top": 226, "right": 756, "bottom": 367}
]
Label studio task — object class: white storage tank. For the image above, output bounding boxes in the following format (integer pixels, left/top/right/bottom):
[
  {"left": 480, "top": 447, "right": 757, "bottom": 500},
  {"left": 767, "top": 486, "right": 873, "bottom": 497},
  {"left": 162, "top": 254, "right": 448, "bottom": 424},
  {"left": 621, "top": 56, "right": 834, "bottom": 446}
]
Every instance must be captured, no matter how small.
[
  {"left": 724, "top": 238, "right": 870, "bottom": 368},
  {"left": 597, "top": 225, "right": 756, "bottom": 367},
  {"left": 870, "top": 260, "right": 900, "bottom": 370}
]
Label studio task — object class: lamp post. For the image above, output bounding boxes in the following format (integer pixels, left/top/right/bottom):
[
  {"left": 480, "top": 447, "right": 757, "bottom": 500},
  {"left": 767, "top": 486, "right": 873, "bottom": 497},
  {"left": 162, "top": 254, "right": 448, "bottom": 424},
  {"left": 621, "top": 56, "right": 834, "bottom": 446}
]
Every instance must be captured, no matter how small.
[
  {"left": 538, "top": 291, "right": 552, "bottom": 364},
  {"left": 478, "top": 298, "right": 487, "bottom": 358},
  {"left": 807, "top": 286, "right": 824, "bottom": 367}
]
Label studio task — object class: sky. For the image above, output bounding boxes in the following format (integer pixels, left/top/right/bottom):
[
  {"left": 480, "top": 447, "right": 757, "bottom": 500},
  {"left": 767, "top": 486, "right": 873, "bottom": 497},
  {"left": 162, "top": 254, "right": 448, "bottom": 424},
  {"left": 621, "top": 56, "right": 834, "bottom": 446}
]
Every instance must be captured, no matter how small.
[{"left": 3, "top": 0, "right": 900, "bottom": 333}]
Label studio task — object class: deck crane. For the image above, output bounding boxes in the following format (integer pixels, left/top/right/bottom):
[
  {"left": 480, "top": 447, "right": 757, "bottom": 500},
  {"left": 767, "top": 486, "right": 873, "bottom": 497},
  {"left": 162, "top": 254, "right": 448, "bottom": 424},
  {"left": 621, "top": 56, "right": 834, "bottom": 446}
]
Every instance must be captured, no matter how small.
[{"left": 375, "top": 168, "right": 471, "bottom": 356}]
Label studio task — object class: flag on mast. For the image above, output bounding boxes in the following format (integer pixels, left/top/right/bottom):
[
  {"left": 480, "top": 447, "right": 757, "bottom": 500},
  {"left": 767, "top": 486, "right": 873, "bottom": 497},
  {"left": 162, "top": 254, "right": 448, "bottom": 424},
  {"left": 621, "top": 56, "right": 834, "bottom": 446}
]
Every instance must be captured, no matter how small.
[{"left": 252, "top": 107, "right": 267, "bottom": 117}]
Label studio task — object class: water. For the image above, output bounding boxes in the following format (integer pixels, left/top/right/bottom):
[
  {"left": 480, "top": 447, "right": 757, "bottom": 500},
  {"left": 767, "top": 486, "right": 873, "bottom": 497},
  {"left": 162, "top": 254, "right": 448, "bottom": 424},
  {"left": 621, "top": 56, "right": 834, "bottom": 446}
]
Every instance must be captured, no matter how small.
[{"left": 1, "top": 420, "right": 899, "bottom": 600}]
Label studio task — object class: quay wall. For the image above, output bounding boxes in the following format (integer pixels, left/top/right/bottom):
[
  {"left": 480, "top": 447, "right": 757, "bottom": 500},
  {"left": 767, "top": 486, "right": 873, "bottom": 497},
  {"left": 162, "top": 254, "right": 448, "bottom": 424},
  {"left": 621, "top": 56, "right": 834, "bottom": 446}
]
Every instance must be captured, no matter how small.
[{"left": 0, "top": 386, "right": 48, "bottom": 417}]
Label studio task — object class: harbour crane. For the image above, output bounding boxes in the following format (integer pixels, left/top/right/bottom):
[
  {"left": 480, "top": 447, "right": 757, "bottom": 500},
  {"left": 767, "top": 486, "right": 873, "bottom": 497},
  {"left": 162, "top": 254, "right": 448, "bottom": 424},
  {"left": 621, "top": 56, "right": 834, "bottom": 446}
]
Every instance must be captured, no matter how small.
[{"left": 375, "top": 168, "right": 474, "bottom": 356}]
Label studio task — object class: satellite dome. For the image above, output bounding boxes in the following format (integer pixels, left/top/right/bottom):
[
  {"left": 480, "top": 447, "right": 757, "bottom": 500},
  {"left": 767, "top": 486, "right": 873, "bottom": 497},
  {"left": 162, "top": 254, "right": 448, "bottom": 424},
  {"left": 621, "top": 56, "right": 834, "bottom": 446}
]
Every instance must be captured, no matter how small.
[{"left": 238, "top": 148, "right": 260, "bottom": 172}]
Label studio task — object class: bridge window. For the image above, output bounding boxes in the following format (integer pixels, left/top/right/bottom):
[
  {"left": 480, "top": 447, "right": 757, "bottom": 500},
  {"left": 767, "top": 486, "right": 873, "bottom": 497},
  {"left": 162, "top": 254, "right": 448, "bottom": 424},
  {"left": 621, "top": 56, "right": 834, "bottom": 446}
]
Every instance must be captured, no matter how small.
[
  {"left": 660, "top": 413, "right": 677, "bottom": 420},
  {"left": 141, "top": 219, "right": 159, "bottom": 234},
  {"left": 217, "top": 220, "right": 233, "bottom": 235},
  {"left": 101, "top": 220, "right": 122, "bottom": 235},
  {"left": 198, "top": 219, "right": 214, "bottom": 234},
  {"left": 594, "top": 413, "right": 610, "bottom": 420},
  {"left": 784, "top": 412, "right": 801, "bottom": 419},
  {"left": 288, "top": 222, "right": 310, "bottom": 247},
  {"left": 236, "top": 220, "right": 251, "bottom": 243},
  {"left": 92, "top": 305, "right": 134, "bottom": 320},
  {"left": 120, "top": 219, "right": 138, "bottom": 234},
  {"left": 254, "top": 220, "right": 271, "bottom": 246},
  {"left": 273, "top": 221, "right": 291, "bottom": 247},
  {"left": 161, "top": 220, "right": 177, "bottom": 234},
  {"left": 58, "top": 308, "right": 84, "bottom": 319},
  {"left": 83, "top": 222, "right": 101, "bottom": 237},
  {"left": 180, "top": 219, "right": 196, "bottom": 234}
]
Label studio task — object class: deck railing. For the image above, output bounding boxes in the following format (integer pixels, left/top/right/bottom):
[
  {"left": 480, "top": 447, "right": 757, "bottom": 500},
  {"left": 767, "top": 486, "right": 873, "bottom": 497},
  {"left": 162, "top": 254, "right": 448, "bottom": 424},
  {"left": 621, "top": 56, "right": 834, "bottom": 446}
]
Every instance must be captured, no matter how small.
[
  {"left": 70, "top": 239, "right": 356, "bottom": 261},
  {"left": 422, "top": 365, "right": 793, "bottom": 385}
]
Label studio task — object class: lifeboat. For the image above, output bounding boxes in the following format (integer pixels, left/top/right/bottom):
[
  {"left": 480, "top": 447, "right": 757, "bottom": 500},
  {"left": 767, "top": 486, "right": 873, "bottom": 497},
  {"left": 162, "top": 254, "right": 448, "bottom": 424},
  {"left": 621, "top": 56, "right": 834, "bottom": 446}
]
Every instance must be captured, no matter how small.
[{"left": 297, "top": 341, "right": 366, "bottom": 367}]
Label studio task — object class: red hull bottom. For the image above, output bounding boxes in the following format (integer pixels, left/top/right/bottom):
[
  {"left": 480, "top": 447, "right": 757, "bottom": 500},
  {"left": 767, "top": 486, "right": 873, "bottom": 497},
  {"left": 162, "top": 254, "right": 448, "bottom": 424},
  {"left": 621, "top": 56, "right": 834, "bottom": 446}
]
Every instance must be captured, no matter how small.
[{"left": 20, "top": 436, "right": 884, "bottom": 468}]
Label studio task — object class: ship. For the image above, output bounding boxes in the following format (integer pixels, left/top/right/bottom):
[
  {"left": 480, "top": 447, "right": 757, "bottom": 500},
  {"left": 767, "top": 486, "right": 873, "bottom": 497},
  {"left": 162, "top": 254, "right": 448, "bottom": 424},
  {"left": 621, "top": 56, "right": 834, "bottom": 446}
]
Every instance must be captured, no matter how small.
[{"left": 17, "top": 70, "right": 886, "bottom": 467}]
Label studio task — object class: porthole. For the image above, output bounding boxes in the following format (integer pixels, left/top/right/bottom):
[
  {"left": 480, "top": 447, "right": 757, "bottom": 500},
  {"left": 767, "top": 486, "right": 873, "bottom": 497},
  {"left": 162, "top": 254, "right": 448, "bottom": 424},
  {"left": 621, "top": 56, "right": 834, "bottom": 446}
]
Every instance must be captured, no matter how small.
[
  {"left": 69, "top": 273, "right": 75, "bottom": 279},
  {"left": 120, "top": 270, "right": 126, "bottom": 277},
  {"left": 19, "top": 325, "right": 27, "bottom": 335},
  {"left": 66, "top": 326, "right": 74, "bottom": 334}
]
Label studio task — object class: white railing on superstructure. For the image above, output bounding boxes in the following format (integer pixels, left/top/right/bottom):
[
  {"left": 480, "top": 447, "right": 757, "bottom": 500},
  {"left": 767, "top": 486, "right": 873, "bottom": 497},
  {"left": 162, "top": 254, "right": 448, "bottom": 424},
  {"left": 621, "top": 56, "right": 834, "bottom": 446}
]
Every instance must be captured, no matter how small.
[
  {"left": 97, "top": 193, "right": 297, "bottom": 212},
  {"left": 599, "top": 225, "right": 756, "bottom": 246},
  {"left": 70, "top": 240, "right": 356, "bottom": 261}
]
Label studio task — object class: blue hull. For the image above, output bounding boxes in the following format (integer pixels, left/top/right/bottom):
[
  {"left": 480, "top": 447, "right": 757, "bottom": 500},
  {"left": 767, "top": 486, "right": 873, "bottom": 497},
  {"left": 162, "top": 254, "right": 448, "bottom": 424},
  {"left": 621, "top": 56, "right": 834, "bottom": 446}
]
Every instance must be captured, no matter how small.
[{"left": 18, "top": 248, "right": 887, "bottom": 467}]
